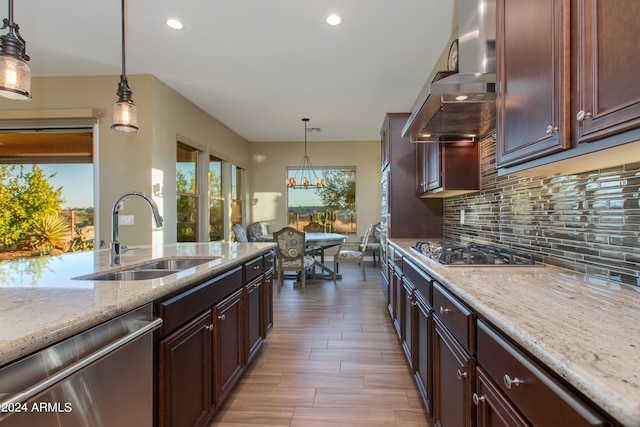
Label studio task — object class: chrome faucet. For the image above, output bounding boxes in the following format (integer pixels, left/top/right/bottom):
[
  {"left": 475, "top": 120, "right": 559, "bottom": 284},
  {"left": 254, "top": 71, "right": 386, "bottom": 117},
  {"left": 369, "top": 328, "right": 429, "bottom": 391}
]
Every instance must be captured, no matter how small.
[{"left": 110, "top": 191, "right": 164, "bottom": 266}]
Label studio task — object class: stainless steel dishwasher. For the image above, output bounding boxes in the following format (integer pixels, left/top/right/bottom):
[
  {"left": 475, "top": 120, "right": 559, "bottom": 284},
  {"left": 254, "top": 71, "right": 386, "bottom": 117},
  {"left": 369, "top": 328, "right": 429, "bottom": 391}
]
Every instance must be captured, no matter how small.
[{"left": 0, "top": 303, "right": 162, "bottom": 427}]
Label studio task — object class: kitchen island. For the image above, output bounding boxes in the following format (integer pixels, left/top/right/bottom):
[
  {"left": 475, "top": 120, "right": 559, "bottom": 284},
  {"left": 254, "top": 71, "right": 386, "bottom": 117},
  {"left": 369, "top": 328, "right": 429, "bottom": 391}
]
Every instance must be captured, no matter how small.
[
  {"left": 388, "top": 238, "right": 640, "bottom": 427},
  {"left": 0, "top": 241, "right": 275, "bottom": 367}
]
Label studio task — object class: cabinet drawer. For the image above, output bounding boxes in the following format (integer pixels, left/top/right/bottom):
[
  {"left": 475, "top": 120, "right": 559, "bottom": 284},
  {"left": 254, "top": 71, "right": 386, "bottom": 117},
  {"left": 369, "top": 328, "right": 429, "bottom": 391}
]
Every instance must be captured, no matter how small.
[
  {"left": 156, "top": 266, "right": 243, "bottom": 336},
  {"left": 264, "top": 251, "right": 275, "bottom": 272},
  {"left": 433, "top": 281, "right": 475, "bottom": 354},
  {"left": 477, "top": 321, "right": 608, "bottom": 427},
  {"left": 403, "top": 258, "right": 432, "bottom": 307},
  {"left": 244, "top": 256, "right": 264, "bottom": 283}
]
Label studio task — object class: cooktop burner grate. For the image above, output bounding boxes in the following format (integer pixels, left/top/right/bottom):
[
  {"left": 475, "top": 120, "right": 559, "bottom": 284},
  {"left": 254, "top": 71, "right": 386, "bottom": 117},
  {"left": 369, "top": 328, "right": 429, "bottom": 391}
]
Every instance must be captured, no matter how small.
[{"left": 411, "top": 241, "right": 540, "bottom": 266}]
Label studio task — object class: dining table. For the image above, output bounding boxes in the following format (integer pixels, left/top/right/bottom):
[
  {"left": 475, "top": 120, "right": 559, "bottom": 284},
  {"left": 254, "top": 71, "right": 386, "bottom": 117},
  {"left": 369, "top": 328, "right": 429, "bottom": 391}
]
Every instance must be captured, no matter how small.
[{"left": 305, "top": 232, "right": 347, "bottom": 279}]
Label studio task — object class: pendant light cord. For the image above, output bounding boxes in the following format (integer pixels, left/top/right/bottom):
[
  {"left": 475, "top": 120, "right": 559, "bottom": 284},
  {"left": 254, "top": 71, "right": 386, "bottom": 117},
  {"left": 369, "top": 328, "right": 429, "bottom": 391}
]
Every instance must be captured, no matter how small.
[{"left": 120, "top": 0, "right": 126, "bottom": 77}]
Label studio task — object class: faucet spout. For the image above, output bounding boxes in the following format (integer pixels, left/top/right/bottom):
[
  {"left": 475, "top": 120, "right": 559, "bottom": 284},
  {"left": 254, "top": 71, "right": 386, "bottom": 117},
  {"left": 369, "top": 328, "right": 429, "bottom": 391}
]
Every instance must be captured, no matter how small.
[{"left": 110, "top": 191, "right": 164, "bottom": 266}]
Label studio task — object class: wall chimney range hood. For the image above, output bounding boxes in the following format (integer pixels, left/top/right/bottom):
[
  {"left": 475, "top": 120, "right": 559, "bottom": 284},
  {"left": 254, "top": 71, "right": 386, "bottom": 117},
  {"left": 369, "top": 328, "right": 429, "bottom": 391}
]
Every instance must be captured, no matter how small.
[{"left": 402, "top": 0, "right": 496, "bottom": 142}]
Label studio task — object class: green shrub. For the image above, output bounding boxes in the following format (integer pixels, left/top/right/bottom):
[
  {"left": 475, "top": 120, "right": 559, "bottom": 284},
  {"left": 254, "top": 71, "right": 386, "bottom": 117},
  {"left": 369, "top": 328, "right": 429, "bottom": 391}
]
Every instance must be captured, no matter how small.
[{"left": 30, "top": 215, "right": 70, "bottom": 256}]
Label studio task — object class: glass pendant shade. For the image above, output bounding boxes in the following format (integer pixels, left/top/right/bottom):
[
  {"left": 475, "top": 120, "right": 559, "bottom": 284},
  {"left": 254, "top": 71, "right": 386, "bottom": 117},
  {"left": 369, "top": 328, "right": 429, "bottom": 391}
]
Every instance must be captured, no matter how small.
[
  {"left": 112, "top": 99, "right": 138, "bottom": 132},
  {"left": 0, "top": 0, "right": 31, "bottom": 101}
]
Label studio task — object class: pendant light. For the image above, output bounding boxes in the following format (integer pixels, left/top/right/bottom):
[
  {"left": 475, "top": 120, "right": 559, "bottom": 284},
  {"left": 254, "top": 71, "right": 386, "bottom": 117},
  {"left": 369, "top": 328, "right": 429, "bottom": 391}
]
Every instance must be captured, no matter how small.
[
  {"left": 287, "top": 118, "right": 325, "bottom": 189},
  {"left": 111, "top": 0, "right": 138, "bottom": 132},
  {"left": 0, "top": 0, "right": 31, "bottom": 100}
]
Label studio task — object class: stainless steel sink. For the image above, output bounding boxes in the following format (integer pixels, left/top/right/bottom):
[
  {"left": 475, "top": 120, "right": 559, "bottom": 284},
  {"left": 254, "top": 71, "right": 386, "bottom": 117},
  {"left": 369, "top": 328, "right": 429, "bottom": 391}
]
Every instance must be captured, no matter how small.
[
  {"left": 132, "top": 257, "right": 218, "bottom": 271},
  {"left": 89, "top": 269, "right": 179, "bottom": 281},
  {"left": 75, "top": 256, "right": 220, "bottom": 281}
]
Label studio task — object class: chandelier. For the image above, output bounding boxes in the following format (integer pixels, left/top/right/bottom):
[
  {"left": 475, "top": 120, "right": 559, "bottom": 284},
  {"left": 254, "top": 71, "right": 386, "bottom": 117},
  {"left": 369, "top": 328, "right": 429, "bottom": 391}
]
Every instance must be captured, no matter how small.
[{"left": 287, "top": 118, "right": 325, "bottom": 189}]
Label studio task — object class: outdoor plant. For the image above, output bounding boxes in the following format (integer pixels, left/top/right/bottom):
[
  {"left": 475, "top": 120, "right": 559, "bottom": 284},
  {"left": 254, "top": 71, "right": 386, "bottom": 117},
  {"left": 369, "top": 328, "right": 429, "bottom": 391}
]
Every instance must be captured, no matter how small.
[{"left": 29, "top": 215, "right": 70, "bottom": 256}]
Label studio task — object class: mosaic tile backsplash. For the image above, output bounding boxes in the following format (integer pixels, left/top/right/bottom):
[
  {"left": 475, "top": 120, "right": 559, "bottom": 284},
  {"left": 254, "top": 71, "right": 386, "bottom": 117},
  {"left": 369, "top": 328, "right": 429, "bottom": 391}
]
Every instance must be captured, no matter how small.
[{"left": 443, "top": 133, "right": 640, "bottom": 289}]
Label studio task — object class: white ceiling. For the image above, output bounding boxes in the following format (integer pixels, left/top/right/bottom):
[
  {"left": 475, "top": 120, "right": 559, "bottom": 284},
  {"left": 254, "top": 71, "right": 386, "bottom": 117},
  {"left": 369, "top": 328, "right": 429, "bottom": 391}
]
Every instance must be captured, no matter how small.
[{"left": 16, "top": 0, "right": 456, "bottom": 142}]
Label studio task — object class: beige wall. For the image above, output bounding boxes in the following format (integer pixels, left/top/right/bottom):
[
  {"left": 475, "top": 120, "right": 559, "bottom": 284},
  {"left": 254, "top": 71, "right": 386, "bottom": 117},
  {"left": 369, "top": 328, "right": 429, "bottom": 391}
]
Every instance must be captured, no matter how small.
[
  {"left": 249, "top": 139, "right": 381, "bottom": 242},
  {"left": 0, "top": 75, "right": 381, "bottom": 247},
  {"left": 0, "top": 75, "right": 250, "bottom": 247}
]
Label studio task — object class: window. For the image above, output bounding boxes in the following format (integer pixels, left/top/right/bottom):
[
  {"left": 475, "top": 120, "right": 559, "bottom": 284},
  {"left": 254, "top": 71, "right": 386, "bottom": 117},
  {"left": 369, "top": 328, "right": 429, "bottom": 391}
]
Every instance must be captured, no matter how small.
[
  {"left": 287, "top": 168, "right": 356, "bottom": 234},
  {"left": 209, "top": 155, "right": 224, "bottom": 241},
  {"left": 231, "top": 164, "right": 243, "bottom": 227},
  {"left": 176, "top": 142, "right": 199, "bottom": 242},
  {"left": 0, "top": 131, "right": 95, "bottom": 257}
]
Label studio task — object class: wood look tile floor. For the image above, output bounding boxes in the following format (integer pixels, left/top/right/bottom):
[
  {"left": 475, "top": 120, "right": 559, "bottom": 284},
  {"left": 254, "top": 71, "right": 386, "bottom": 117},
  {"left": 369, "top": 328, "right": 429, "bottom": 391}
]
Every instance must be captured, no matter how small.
[{"left": 208, "top": 261, "right": 431, "bottom": 427}]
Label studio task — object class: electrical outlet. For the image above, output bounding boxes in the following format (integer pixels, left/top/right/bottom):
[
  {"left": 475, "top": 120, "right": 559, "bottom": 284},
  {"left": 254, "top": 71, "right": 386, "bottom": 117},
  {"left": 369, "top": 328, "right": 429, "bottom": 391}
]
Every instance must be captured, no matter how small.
[
  {"left": 118, "top": 215, "right": 135, "bottom": 225},
  {"left": 460, "top": 209, "right": 465, "bottom": 225}
]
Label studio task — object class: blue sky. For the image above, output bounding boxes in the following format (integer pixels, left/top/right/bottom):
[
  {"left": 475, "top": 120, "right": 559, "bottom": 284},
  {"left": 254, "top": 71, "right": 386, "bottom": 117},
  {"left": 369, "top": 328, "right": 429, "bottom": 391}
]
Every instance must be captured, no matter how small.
[{"left": 15, "top": 164, "right": 94, "bottom": 209}]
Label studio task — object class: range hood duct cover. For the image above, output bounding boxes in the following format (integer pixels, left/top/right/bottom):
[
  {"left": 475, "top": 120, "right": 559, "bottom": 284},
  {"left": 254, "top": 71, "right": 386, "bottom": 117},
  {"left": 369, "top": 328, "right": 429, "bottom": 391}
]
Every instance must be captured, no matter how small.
[{"left": 403, "top": 0, "right": 496, "bottom": 142}]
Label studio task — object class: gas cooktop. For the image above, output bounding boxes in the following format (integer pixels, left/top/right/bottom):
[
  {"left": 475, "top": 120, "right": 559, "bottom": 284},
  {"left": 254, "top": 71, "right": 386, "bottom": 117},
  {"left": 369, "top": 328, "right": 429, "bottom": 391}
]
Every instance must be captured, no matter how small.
[{"left": 410, "top": 241, "right": 542, "bottom": 266}]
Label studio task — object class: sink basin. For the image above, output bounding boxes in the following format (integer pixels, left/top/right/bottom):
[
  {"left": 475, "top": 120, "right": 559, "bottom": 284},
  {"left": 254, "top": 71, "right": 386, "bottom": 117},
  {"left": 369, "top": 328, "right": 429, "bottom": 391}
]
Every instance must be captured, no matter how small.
[
  {"left": 89, "top": 269, "right": 179, "bottom": 281},
  {"left": 132, "top": 257, "right": 218, "bottom": 271},
  {"left": 75, "top": 256, "right": 220, "bottom": 281}
]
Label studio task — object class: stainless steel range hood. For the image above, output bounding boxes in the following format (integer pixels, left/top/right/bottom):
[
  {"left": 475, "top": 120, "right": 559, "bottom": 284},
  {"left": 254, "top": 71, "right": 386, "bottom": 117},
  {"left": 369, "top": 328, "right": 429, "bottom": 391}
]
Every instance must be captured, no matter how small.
[{"left": 402, "top": 0, "right": 496, "bottom": 142}]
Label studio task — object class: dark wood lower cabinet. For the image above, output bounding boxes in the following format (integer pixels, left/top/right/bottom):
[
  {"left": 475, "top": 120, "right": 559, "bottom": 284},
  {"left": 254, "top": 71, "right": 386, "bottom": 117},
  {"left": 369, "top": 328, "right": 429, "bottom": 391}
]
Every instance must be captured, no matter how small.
[
  {"left": 158, "top": 310, "right": 213, "bottom": 427},
  {"left": 475, "top": 368, "right": 530, "bottom": 427},
  {"left": 401, "top": 278, "right": 416, "bottom": 369},
  {"left": 155, "top": 255, "right": 273, "bottom": 427},
  {"left": 433, "top": 315, "right": 475, "bottom": 427},
  {"left": 213, "top": 288, "right": 244, "bottom": 406},
  {"left": 414, "top": 292, "right": 432, "bottom": 416},
  {"left": 245, "top": 277, "right": 263, "bottom": 365}
]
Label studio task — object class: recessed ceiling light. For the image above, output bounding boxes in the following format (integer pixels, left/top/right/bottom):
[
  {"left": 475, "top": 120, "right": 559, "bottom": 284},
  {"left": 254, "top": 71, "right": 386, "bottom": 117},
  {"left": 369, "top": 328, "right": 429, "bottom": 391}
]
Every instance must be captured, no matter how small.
[
  {"left": 326, "top": 14, "right": 342, "bottom": 26},
  {"left": 166, "top": 18, "right": 183, "bottom": 30}
]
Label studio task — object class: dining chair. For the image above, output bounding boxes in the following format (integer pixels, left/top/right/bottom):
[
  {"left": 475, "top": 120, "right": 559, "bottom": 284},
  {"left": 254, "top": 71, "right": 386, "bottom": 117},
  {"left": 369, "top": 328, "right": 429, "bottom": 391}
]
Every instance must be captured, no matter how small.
[
  {"left": 273, "top": 227, "right": 316, "bottom": 291},
  {"left": 232, "top": 223, "right": 248, "bottom": 243},
  {"left": 333, "top": 224, "right": 373, "bottom": 281},
  {"left": 303, "top": 222, "right": 325, "bottom": 233},
  {"left": 363, "top": 222, "right": 382, "bottom": 265}
]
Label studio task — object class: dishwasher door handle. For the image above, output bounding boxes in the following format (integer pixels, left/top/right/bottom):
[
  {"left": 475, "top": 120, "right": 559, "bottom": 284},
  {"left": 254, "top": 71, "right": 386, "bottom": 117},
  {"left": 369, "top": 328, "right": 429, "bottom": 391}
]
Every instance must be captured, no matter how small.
[{"left": 0, "top": 316, "right": 163, "bottom": 409}]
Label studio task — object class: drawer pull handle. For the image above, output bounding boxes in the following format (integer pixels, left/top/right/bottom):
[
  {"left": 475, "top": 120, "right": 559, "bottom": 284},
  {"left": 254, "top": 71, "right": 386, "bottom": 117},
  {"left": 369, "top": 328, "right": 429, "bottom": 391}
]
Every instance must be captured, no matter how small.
[
  {"left": 472, "top": 393, "right": 485, "bottom": 405},
  {"left": 252, "top": 265, "right": 260, "bottom": 270},
  {"left": 218, "top": 314, "right": 226, "bottom": 321},
  {"left": 439, "top": 307, "right": 451, "bottom": 315},
  {"left": 205, "top": 324, "right": 214, "bottom": 332},
  {"left": 456, "top": 369, "right": 467, "bottom": 380},
  {"left": 503, "top": 374, "right": 523, "bottom": 389}
]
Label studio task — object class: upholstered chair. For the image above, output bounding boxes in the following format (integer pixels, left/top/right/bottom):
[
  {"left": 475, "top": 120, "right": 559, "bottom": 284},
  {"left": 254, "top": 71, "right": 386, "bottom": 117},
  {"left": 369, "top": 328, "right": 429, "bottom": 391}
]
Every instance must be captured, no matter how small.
[
  {"left": 333, "top": 224, "right": 372, "bottom": 281},
  {"left": 273, "top": 227, "right": 316, "bottom": 291},
  {"left": 247, "top": 222, "right": 272, "bottom": 241},
  {"left": 364, "top": 222, "right": 382, "bottom": 265},
  {"left": 232, "top": 223, "right": 248, "bottom": 243}
]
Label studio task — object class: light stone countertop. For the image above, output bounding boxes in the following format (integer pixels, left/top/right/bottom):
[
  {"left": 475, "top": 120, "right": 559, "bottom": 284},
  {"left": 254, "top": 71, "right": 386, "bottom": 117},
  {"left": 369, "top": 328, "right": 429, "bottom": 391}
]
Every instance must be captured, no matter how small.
[
  {"left": 390, "top": 238, "right": 640, "bottom": 427},
  {"left": 0, "top": 241, "right": 275, "bottom": 367}
]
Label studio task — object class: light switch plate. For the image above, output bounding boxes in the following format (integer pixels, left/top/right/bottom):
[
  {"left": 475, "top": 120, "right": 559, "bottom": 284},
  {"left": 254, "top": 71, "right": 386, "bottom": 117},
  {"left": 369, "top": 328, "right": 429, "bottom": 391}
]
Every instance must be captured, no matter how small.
[{"left": 119, "top": 215, "right": 134, "bottom": 225}]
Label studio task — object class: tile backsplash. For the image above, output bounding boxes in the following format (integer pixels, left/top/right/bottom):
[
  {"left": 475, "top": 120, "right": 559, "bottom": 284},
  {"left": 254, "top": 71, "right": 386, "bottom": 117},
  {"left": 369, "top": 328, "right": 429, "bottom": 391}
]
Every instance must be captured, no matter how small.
[{"left": 443, "top": 133, "right": 640, "bottom": 289}]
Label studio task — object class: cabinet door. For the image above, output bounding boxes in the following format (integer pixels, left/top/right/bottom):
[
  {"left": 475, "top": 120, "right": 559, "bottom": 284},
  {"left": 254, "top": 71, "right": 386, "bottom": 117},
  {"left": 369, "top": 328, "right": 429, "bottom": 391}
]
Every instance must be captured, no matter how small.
[
  {"left": 495, "top": 0, "right": 571, "bottom": 168},
  {"left": 475, "top": 368, "right": 531, "bottom": 427},
  {"left": 433, "top": 316, "right": 475, "bottom": 427},
  {"left": 158, "top": 310, "right": 213, "bottom": 427},
  {"left": 401, "top": 279, "right": 416, "bottom": 369},
  {"left": 213, "top": 289, "right": 244, "bottom": 406},
  {"left": 425, "top": 142, "right": 441, "bottom": 191},
  {"left": 263, "top": 271, "right": 274, "bottom": 337},
  {"left": 245, "top": 277, "right": 263, "bottom": 365},
  {"left": 392, "top": 266, "right": 403, "bottom": 338},
  {"left": 415, "top": 293, "right": 433, "bottom": 416},
  {"left": 576, "top": 0, "right": 640, "bottom": 142}
]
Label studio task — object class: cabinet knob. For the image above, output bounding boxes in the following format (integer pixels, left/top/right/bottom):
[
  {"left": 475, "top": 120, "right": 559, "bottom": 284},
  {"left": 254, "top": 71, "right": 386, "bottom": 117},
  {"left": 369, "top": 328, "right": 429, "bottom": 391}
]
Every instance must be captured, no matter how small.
[
  {"left": 576, "top": 110, "right": 593, "bottom": 122},
  {"left": 252, "top": 265, "right": 260, "bottom": 270},
  {"left": 503, "top": 374, "right": 524, "bottom": 389},
  {"left": 205, "top": 324, "right": 214, "bottom": 332},
  {"left": 439, "top": 307, "right": 451, "bottom": 315},
  {"left": 218, "top": 314, "right": 226, "bottom": 321},
  {"left": 545, "top": 125, "right": 559, "bottom": 135},
  {"left": 472, "top": 393, "right": 485, "bottom": 406},
  {"left": 456, "top": 369, "right": 467, "bottom": 380}
]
